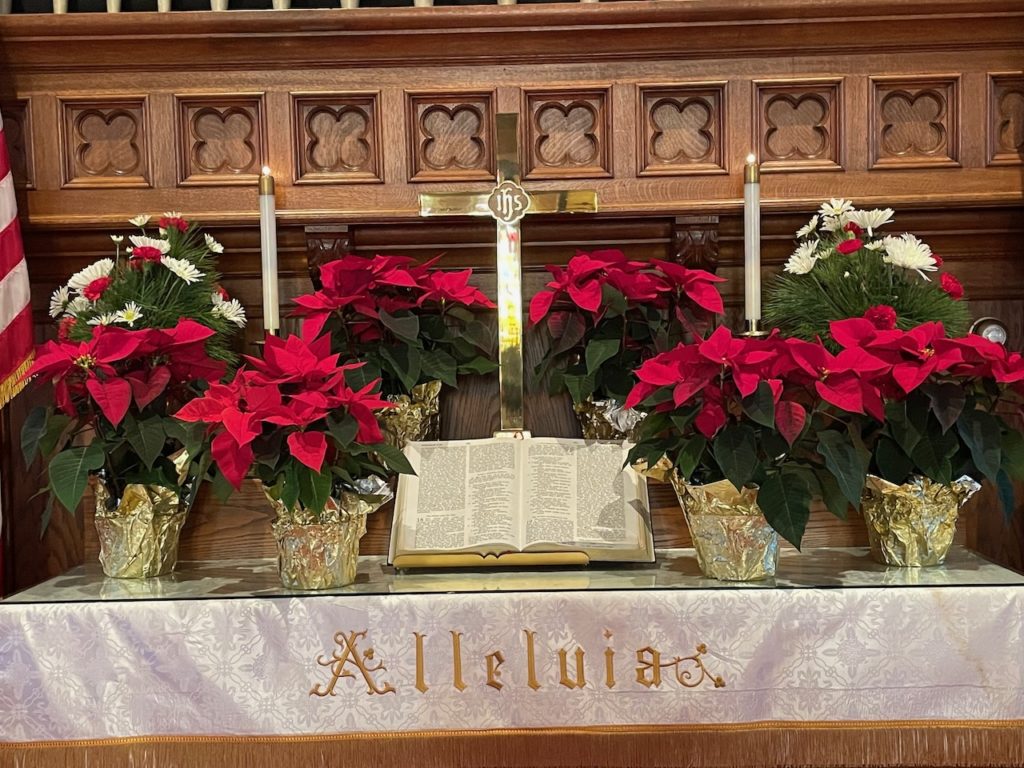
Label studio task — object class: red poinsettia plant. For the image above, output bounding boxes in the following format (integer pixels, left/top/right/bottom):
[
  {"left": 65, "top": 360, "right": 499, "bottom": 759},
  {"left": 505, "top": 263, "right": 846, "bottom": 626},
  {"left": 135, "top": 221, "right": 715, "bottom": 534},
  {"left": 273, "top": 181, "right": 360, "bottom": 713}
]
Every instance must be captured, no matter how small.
[
  {"left": 529, "top": 249, "right": 724, "bottom": 405},
  {"left": 291, "top": 254, "right": 497, "bottom": 396},
  {"left": 175, "top": 333, "right": 412, "bottom": 518},
  {"left": 814, "top": 318, "right": 1024, "bottom": 509},
  {"left": 625, "top": 326, "right": 887, "bottom": 548},
  {"left": 21, "top": 320, "right": 227, "bottom": 526}
]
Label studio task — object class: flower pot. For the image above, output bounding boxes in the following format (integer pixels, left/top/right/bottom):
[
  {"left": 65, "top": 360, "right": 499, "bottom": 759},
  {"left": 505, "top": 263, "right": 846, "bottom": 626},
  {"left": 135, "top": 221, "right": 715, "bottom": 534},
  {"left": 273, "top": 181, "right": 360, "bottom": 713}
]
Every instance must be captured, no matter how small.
[
  {"left": 573, "top": 397, "right": 645, "bottom": 441},
  {"left": 671, "top": 476, "right": 779, "bottom": 581},
  {"left": 92, "top": 477, "right": 191, "bottom": 579},
  {"left": 265, "top": 488, "right": 387, "bottom": 590},
  {"left": 861, "top": 475, "right": 980, "bottom": 567},
  {"left": 380, "top": 379, "right": 442, "bottom": 449}
]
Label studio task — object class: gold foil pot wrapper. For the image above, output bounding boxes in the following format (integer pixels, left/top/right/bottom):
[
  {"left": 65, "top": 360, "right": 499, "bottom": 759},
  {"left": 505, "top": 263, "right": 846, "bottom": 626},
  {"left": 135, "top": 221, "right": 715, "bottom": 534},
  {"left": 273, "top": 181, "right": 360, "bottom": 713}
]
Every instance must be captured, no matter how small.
[
  {"left": 633, "top": 455, "right": 675, "bottom": 483},
  {"left": 380, "top": 379, "right": 442, "bottom": 449},
  {"left": 861, "top": 474, "right": 980, "bottom": 567},
  {"left": 672, "top": 476, "right": 779, "bottom": 581},
  {"left": 92, "top": 477, "right": 189, "bottom": 579},
  {"left": 265, "top": 484, "right": 390, "bottom": 590},
  {"left": 573, "top": 398, "right": 646, "bottom": 441}
]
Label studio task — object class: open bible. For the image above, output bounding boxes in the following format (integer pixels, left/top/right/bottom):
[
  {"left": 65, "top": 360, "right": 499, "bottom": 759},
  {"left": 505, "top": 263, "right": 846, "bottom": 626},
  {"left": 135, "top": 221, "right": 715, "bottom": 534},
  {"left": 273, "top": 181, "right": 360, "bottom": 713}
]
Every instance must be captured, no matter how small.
[{"left": 390, "top": 437, "right": 654, "bottom": 568}]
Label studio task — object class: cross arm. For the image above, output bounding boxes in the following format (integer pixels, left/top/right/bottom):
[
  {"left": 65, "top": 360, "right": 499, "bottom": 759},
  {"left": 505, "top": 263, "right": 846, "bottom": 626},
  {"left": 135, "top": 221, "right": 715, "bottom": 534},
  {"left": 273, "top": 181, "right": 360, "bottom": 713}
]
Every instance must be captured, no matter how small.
[
  {"left": 419, "top": 192, "right": 493, "bottom": 217},
  {"left": 527, "top": 190, "right": 599, "bottom": 216}
]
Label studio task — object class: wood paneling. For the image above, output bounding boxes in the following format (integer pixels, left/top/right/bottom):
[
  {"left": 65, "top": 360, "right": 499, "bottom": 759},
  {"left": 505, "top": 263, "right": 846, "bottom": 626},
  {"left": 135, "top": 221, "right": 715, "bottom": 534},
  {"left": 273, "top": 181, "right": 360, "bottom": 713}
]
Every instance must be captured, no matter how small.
[{"left": 0, "top": 1, "right": 1022, "bottom": 591}]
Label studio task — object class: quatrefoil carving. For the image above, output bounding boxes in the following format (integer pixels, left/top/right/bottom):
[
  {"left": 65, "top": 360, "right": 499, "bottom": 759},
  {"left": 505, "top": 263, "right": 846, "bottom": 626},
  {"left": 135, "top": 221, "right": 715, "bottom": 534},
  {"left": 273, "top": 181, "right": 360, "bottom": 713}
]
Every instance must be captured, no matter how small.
[
  {"left": 306, "top": 106, "right": 372, "bottom": 173},
  {"left": 74, "top": 109, "right": 141, "bottom": 177},
  {"left": 997, "top": 89, "right": 1024, "bottom": 153},
  {"left": 535, "top": 102, "right": 599, "bottom": 167},
  {"left": 2, "top": 110, "right": 29, "bottom": 184},
  {"left": 191, "top": 107, "right": 257, "bottom": 175},
  {"left": 764, "top": 94, "right": 829, "bottom": 160},
  {"left": 880, "top": 90, "right": 946, "bottom": 157},
  {"left": 420, "top": 105, "right": 486, "bottom": 171},
  {"left": 650, "top": 98, "right": 714, "bottom": 163}
]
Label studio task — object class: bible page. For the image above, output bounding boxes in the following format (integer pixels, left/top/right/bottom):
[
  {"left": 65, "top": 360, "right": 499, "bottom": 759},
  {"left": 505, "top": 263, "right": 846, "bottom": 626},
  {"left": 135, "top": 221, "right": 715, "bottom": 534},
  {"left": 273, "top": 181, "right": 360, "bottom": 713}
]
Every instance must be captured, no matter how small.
[{"left": 392, "top": 439, "right": 519, "bottom": 558}]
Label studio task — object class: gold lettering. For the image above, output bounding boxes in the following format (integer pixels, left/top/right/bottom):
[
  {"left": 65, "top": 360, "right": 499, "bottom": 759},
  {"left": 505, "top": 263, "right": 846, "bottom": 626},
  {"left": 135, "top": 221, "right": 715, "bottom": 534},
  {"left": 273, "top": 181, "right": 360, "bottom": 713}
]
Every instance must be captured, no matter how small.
[
  {"left": 635, "top": 646, "right": 662, "bottom": 689},
  {"left": 486, "top": 650, "right": 505, "bottom": 691},
  {"left": 557, "top": 646, "right": 586, "bottom": 690},
  {"left": 413, "top": 632, "right": 429, "bottom": 694},
  {"left": 310, "top": 630, "right": 396, "bottom": 697},
  {"left": 604, "top": 647, "right": 616, "bottom": 689},
  {"left": 450, "top": 631, "right": 467, "bottom": 692},
  {"left": 523, "top": 629, "right": 541, "bottom": 691}
]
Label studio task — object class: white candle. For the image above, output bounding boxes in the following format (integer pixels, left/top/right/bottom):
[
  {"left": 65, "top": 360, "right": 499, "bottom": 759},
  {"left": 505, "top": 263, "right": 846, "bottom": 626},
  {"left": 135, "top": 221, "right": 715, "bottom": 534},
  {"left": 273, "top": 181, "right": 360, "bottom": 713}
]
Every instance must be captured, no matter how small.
[
  {"left": 259, "top": 166, "right": 280, "bottom": 334},
  {"left": 743, "top": 153, "right": 761, "bottom": 324}
]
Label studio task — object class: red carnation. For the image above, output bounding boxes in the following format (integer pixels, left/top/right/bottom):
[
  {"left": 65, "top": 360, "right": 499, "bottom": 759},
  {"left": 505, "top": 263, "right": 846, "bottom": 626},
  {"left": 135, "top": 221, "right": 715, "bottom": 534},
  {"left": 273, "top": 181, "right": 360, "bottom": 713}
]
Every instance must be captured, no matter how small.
[
  {"left": 129, "top": 245, "right": 163, "bottom": 266},
  {"left": 941, "top": 272, "right": 964, "bottom": 300},
  {"left": 932, "top": 254, "right": 944, "bottom": 268},
  {"left": 863, "top": 304, "right": 898, "bottom": 330},
  {"left": 843, "top": 222, "right": 864, "bottom": 236},
  {"left": 57, "top": 316, "right": 77, "bottom": 341},
  {"left": 217, "top": 285, "right": 230, "bottom": 301},
  {"left": 836, "top": 239, "right": 863, "bottom": 255},
  {"left": 83, "top": 276, "right": 113, "bottom": 301},
  {"left": 159, "top": 215, "right": 189, "bottom": 233}
]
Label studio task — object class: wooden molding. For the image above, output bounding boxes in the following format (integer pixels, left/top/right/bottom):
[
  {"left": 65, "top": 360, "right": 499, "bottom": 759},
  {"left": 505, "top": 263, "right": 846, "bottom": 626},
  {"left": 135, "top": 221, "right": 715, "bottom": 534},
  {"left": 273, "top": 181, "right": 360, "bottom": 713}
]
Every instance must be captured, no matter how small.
[{"left": 637, "top": 83, "right": 727, "bottom": 177}]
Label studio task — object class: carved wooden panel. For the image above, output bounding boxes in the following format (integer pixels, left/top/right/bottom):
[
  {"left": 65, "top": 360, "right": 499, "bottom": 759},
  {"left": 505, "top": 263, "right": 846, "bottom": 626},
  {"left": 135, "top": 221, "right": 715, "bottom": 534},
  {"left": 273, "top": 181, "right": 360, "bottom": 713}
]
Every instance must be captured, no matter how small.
[
  {"left": 177, "top": 94, "right": 266, "bottom": 186},
  {"left": 754, "top": 80, "right": 842, "bottom": 172},
  {"left": 305, "top": 224, "right": 353, "bottom": 289},
  {"left": 638, "top": 84, "right": 725, "bottom": 176},
  {"left": 524, "top": 88, "right": 612, "bottom": 180},
  {"left": 870, "top": 76, "right": 960, "bottom": 169},
  {"left": 671, "top": 215, "right": 719, "bottom": 273},
  {"left": 0, "top": 100, "right": 34, "bottom": 189},
  {"left": 988, "top": 74, "right": 1024, "bottom": 166},
  {"left": 407, "top": 91, "right": 494, "bottom": 183},
  {"left": 60, "top": 98, "right": 150, "bottom": 189},
  {"left": 292, "top": 93, "right": 382, "bottom": 184}
]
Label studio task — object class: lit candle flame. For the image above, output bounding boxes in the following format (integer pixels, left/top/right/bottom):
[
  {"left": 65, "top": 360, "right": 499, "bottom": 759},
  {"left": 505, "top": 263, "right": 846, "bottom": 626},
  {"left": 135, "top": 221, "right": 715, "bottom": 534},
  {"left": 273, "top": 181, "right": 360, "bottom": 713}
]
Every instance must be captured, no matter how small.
[
  {"left": 261, "top": 165, "right": 272, "bottom": 177},
  {"left": 745, "top": 153, "right": 757, "bottom": 165}
]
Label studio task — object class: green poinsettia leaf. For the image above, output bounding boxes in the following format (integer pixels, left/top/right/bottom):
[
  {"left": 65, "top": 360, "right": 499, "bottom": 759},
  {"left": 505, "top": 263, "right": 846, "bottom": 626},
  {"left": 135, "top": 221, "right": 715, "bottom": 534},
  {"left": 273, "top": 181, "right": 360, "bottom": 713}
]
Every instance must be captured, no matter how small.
[
  {"left": 757, "top": 471, "right": 811, "bottom": 550},
  {"left": 373, "top": 443, "right": 416, "bottom": 476},
  {"left": 585, "top": 338, "right": 621, "bottom": 376},
  {"left": 21, "top": 406, "right": 49, "bottom": 466},
  {"left": 378, "top": 309, "right": 420, "bottom": 343},
  {"left": 712, "top": 424, "right": 758, "bottom": 492},
  {"left": 957, "top": 409, "right": 1002, "bottom": 484},
  {"left": 380, "top": 345, "right": 422, "bottom": 394},
  {"left": 458, "top": 356, "right": 498, "bottom": 376},
  {"left": 125, "top": 415, "right": 168, "bottom": 471},
  {"left": 298, "top": 465, "right": 333, "bottom": 514},
  {"left": 742, "top": 381, "right": 776, "bottom": 429},
  {"left": 1002, "top": 430, "right": 1024, "bottom": 481},
  {"left": 921, "top": 381, "right": 967, "bottom": 434},
  {"left": 875, "top": 436, "right": 915, "bottom": 486},
  {"left": 674, "top": 436, "right": 707, "bottom": 482},
  {"left": 816, "top": 430, "right": 867, "bottom": 508},
  {"left": 563, "top": 372, "right": 597, "bottom": 405},
  {"left": 48, "top": 443, "right": 105, "bottom": 515},
  {"left": 421, "top": 348, "right": 459, "bottom": 388}
]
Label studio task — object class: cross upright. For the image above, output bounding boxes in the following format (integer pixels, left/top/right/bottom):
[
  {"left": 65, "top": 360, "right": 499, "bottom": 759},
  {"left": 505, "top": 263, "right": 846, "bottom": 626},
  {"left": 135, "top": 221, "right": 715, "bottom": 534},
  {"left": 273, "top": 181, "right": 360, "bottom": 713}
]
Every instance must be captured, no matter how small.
[{"left": 419, "top": 113, "right": 598, "bottom": 434}]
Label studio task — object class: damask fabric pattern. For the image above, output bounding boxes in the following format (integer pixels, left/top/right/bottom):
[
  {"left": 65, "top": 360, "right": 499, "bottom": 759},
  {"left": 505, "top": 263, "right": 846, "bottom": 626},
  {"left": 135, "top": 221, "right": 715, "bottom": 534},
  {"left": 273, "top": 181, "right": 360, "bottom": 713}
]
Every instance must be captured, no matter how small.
[{"left": 1, "top": 586, "right": 1023, "bottom": 741}]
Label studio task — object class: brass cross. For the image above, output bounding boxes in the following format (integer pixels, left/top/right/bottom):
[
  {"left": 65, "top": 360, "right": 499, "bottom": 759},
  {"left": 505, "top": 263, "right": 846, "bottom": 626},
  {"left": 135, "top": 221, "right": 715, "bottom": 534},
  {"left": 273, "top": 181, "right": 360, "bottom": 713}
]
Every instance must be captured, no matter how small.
[{"left": 419, "top": 113, "right": 598, "bottom": 433}]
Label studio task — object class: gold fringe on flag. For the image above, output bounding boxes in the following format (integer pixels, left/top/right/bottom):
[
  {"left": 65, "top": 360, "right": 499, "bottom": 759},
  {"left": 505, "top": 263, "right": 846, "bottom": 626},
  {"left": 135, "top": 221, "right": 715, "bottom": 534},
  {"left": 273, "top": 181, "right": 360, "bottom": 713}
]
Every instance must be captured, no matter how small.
[{"left": 0, "top": 352, "right": 33, "bottom": 409}]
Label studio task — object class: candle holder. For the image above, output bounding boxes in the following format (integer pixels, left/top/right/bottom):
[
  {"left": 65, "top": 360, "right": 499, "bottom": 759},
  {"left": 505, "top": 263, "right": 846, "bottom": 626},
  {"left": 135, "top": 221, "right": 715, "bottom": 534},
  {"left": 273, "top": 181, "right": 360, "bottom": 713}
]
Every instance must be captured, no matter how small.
[{"left": 741, "top": 319, "right": 770, "bottom": 338}]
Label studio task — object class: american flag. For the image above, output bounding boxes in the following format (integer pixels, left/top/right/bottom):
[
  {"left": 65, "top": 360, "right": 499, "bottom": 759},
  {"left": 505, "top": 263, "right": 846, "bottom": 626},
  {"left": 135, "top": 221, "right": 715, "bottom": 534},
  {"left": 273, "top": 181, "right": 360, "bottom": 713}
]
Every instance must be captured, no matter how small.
[{"left": 0, "top": 106, "right": 32, "bottom": 408}]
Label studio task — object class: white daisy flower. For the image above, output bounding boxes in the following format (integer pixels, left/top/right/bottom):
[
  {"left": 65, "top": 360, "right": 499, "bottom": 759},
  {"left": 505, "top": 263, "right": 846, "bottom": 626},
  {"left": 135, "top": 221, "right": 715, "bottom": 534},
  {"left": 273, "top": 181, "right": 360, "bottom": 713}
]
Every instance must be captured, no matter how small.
[
  {"left": 87, "top": 312, "right": 118, "bottom": 327},
  {"left": 204, "top": 234, "right": 224, "bottom": 254},
  {"left": 66, "top": 297, "right": 91, "bottom": 317},
  {"left": 113, "top": 301, "right": 144, "bottom": 328},
  {"left": 212, "top": 298, "right": 247, "bottom": 328},
  {"left": 67, "top": 259, "right": 115, "bottom": 293},
  {"left": 128, "top": 235, "right": 171, "bottom": 254},
  {"left": 110, "top": 235, "right": 123, "bottom": 244},
  {"left": 49, "top": 286, "right": 71, "bottom": 319},
  {"left": 784, "top": 240, "right": 821, "bottom": 275},
  {"left": 881, "top": 234, "right": 937, "bottom": 273},
  {"left": 847, "top": 208, "right": 895, "bottom": 237},
  {"left": 796, "top": 215, "right": 819, "bottom": 239},
  {"left": 819, "top": 198, "right": 855, "bottom": 218},
  {"left": 820, "top": 215, "right": 848, "bottom": 233},
  {"left": 161, "top": 256, "right": 204, "bottom": 284},
  {"left": 129, "top": 214, "right": 151, "bottom": 228},
  {"left": 865, "top": 240, "right": 886, "bottom": 251}
]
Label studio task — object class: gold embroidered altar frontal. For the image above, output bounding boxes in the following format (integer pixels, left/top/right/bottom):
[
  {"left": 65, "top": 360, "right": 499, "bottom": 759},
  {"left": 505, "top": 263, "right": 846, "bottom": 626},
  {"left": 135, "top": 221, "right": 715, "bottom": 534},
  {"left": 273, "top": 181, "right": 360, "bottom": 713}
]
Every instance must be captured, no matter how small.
[{"left": 3, "top": 549, "right": 1024, "bottom": 767}]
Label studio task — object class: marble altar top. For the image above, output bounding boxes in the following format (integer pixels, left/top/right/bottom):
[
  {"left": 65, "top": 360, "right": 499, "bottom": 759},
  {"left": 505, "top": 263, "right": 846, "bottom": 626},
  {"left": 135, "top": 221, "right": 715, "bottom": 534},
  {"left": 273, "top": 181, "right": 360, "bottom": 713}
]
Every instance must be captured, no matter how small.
[{"left": 4, "top": 546, "right": 1022, "bottom": 603}]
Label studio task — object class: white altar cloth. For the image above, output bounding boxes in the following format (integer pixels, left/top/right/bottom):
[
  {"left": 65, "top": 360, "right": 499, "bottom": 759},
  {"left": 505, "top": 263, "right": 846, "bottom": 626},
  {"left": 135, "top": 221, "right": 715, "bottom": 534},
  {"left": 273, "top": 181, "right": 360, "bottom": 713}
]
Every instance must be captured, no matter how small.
[{"left": 1, "top": 548, "right": 1023, "bottom": 742}]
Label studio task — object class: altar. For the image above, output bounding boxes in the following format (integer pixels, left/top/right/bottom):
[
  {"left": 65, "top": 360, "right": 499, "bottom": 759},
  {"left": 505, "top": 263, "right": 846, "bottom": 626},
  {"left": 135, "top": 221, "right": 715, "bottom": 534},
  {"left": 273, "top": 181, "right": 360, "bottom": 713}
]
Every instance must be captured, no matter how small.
[{"left": 3, "top": 547, "right": 1024, "bottom": 766}]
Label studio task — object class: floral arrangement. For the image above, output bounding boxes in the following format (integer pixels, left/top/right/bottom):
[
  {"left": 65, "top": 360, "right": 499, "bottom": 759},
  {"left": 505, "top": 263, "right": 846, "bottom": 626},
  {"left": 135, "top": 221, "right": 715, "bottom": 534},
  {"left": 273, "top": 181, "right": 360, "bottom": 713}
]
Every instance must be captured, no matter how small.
[
  {"left": 819, "top": 317, "right": 1024, "bottom": 501},
  {"left": 763, "top": 199, "right": 970, "bottom": 344},
  {"left": 22, "top": 214, "right": 244, "bottom": 525},
  {"left": 291, "top": 254, "right": 496, "bottom": 396},
  {"left": 624, "top": 326, "right": 861, "bottom": 547},
  {"left": 528, "top": 249, "right": 724, "bottom": 405},
  {"left": 174, "top": 333, "right": 412, "bottom": 517}
]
